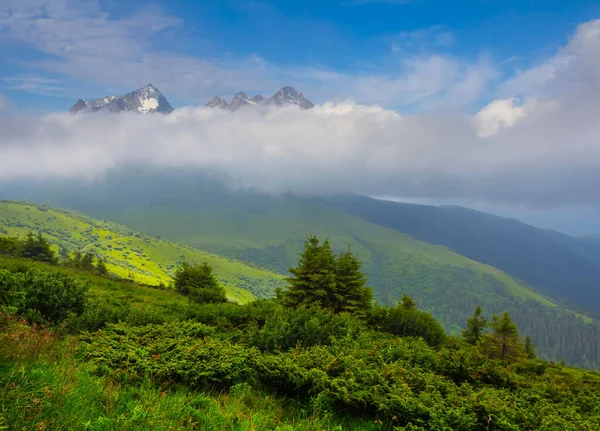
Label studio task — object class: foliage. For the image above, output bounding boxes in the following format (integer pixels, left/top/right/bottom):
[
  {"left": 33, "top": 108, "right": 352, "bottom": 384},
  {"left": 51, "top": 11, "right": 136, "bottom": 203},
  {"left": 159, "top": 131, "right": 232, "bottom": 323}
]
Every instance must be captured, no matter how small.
[
  {"left": 174, "top": 261, "right": 227, "bottom": 304},
  {"left": 367, "top": 302, "right": 447, "bottom": 348},
  {"left": 0, "top": 236, "right": 19, "bottom": 255},
  {"left": 19, "top": 269, "right": 88, "bottom": 324},
  {"left": 481, "top": 311, "right": 524, "bottom": 360},
  {"left": 0, "top": 268, "right": 25, "bottom": 314},
  {"left": 0, "top": 200, "right": 285, "bottom": 301},
  {"left": 462, "top": 305, "right": 487, "bottom": 345},
  {"left": 282, "top": 235, "right": 373, "bottom": 316},
  {"left": 2, "top": 252, "right": 600, "bottom": 430},
  {"left": 77, "top": 319, "right": 600, "bottom": 430}
]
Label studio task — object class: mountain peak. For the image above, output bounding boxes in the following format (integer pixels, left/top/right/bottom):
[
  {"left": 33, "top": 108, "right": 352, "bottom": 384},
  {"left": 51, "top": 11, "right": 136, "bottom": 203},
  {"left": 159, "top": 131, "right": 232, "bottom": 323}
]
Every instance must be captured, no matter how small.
[
  {"left": 268, "top": 86, "right": 313, "bottom": 109},
  {"left": 205, "top": 86, "right": 314, "bottom": 112},
  {"left": 69, "top": 84, "right": 173, "bottom": 114}
]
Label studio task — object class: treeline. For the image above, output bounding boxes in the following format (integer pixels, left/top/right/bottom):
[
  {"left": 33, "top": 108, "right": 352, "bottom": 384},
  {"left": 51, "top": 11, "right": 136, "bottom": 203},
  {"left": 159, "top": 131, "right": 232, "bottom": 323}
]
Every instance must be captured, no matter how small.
[{"left": 1, "top": 232, "right": 111, "bottom": 278}]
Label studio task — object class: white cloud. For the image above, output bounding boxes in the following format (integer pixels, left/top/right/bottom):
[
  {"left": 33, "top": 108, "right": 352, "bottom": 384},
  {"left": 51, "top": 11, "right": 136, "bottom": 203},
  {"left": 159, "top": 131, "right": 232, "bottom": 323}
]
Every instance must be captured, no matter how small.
[
  {"left": 0, "top": 0, "right": 493, "bottom": 109},
  {"left": 2, "top": 7, "right": 600, "bottom": 208}
]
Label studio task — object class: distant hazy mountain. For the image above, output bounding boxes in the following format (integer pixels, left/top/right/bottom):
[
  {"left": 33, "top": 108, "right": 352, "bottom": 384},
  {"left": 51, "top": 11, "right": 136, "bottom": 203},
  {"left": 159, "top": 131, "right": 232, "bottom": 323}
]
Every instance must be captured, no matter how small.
[
  {"left": 69, "top": 84, "right": 174, "bottom": 114},
  {"left": 327, "top": 195, "right": 600, "bottom": 311},
  {"left": 205, "top": 86, "right": 314, "bottom": 111}
]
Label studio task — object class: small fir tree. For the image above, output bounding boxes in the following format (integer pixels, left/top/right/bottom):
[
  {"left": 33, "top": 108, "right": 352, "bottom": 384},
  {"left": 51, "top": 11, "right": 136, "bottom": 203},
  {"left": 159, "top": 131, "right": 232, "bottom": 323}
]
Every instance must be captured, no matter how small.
[
  {"left": 17, "top": 232, "right": 57, "bottom": 264},
  {"left": 481, "top": 311, "right": 523, "bottom": 360},
  {"left": 332, "top": 248, "right": 374, "bottom": 316},
  {"left": 524, "top": 336, "right": 537, "bottom": 359},
  {"left": 462, "top": 306, "right": 487, "bottom": 345},
  {"left": 400, "top": 294, "right": 416, "bottom": 310},
  {"left": 96, "top": 258, "right": 108, "bottom": 276},
  {"left": 80, "top": 252, "right": 96, "bottom": 271},
  {"left": 174, "top": 261, "right": 227, "bottom": 304}
]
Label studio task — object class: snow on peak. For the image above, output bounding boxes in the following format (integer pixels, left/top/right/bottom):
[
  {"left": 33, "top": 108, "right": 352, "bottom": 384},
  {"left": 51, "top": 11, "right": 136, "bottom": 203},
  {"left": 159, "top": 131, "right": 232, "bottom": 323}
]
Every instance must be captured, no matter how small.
[
  {"left": 69, "top": 84, "right": 173, "bottom": 114},
  {"left": 205, "top": 86, "right": 314, "bottom": 112}
]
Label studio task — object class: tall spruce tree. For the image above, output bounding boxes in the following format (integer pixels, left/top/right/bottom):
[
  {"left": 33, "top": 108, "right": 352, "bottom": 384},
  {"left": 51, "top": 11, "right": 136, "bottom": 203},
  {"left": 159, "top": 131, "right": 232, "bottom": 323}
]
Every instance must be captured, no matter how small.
[
  {"left": 283, "top": 235, "right": 372, "bottom": 316},
  {"left": 462, "top": 306, "right": 487, "bottom": 345},
  {"left": 333, "top": 248, "right": 374, "bottom": 316},
  {"left": 283, "top": 235, "right": 336, "bottom": 310}
]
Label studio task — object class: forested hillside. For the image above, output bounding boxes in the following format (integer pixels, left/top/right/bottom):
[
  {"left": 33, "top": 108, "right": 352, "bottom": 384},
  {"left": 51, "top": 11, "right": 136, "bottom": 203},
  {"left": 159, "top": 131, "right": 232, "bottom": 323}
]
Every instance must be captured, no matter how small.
[{"left": 327, "top": 195, "right": 600, "bottom": 314}]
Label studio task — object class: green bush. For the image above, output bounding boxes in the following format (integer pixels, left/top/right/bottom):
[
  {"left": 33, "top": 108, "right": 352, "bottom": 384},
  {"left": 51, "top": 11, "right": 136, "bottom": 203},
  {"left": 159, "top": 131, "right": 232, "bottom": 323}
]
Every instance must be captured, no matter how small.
[
  {"left": 0, "top": 269, "right": 25, "bottom": 314},
  {"left": 246, "top": 305, "right": 365, "bottom": 352},
  {"left": 368, "top": 305, "right": 446, "bottom": 348},
  {"left": 18, "top": 269, "right": 88, "bottom": 324}
]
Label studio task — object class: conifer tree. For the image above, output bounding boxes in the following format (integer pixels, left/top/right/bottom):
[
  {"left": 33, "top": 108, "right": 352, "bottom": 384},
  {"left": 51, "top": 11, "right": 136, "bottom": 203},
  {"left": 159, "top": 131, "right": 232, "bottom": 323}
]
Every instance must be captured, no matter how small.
[
  {"left": 17, "top": 232, "right": 57, "bottom": 264},
  {"left": 96, "top": 258, "right": 108, "bottom": 276},
  {"left": 400, "top": 294, "right": 416, "bottom": 310},
  {"left": 524, "top": 336, "right": 537, "bottom": 359},
  {"left": 481, "top": 311, "right": 523, "bottom": 360},
  {"left": 333, "top": 248, "right": 373, "bottom": 316},
  {"left": 283, "top": 235, "right": 373, "bottom": 316},
  {"left": 462, "top": 306, "right": 487, "bottom": 345},
  {"left": 174, "top": 261, "right": 227, "bottom": 304},
  {"left": 282, "top": 235, "right": 336, "bottom": 310},
  {"left": 80, "top": 252, "right": 96, "bottom": 271}
]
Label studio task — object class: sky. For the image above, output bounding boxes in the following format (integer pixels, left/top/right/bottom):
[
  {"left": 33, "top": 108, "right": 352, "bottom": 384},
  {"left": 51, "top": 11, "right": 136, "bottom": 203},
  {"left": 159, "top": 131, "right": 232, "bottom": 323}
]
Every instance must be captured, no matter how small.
[{"left": 2, "top": 0, "right": 600, "bottom": 235}]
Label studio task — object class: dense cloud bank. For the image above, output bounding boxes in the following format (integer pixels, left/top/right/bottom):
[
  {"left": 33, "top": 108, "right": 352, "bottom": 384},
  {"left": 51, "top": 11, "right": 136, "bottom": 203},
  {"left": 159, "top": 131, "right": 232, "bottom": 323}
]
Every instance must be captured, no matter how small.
[{"left": 3, "top": 19, "right": 600, "bottom": 207}]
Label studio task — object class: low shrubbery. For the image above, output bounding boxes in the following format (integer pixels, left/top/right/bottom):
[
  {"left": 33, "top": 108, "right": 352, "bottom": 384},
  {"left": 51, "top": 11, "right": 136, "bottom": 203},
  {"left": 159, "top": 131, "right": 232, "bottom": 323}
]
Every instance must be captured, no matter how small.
[
  {"left": 3, "top": 234, "right": 600, "bottom": 430},
  {"left": 78, "top": 319, "right": 600, "bottom": 430}
]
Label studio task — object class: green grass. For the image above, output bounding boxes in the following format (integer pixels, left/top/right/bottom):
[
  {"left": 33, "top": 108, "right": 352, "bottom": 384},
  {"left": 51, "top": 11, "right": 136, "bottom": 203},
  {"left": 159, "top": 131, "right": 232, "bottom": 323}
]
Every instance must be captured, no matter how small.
[
  {"left": 0, "top": 323, "right": 382, "bottom": 431},
  {"left": 0, "top": 256, "right": 190, "bottom": 312},
  {"left": 0, "top": 201, "right": 285, "bottom": 303}
]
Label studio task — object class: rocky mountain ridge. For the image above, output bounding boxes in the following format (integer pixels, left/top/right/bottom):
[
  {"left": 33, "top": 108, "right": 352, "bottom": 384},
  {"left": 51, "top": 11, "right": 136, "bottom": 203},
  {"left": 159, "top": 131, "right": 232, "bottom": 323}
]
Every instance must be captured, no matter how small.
[
  {"left": 205, "top": 86, "right": 314, "bottom": 111},
  {"left": 69, "top": 84, "right": 313, "bottom": 114},
  {"left": 69, "top": 84, "right": 174, "bottom": 114}
]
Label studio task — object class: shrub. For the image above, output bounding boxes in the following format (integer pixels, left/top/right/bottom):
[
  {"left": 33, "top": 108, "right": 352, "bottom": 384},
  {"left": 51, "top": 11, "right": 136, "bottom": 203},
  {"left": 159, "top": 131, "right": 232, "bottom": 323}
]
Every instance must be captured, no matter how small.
[
  {"left": 19, "top": 269, "right": 88, "bottom": 324},
  {"left": 0, "top": 269, "right": 25, "bottom": 315},
  {"left": 174, "top": 262, "right": 227, "bottom": 304},
  {"left": 368, "top": 305, "right": 446, "bottom": 348}
]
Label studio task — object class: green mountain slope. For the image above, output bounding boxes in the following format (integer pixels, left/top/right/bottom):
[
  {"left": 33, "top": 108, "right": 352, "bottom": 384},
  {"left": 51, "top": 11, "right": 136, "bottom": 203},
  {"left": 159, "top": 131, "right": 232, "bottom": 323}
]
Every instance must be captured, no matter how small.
[
  {"left": 0, "top": 201, "right": 284, "bottom": 303},
  {"left": 5, "top": 171, "right": 600, "bottom": 367},
  {"left": 81, "top": 197, "right": 590, "bottom": 317},
  {"left": 327, "top": 195, "right": 600, "bottom": 313}
]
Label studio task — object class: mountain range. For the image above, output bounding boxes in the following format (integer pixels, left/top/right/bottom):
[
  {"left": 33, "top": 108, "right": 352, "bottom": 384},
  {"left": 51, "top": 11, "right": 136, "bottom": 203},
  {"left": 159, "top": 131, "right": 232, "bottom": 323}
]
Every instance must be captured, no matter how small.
[
  {"left": 69, "top": 84, "right": 314, "bottom": 114},
  {"left": 205, "top": 86, "right": 314, "bottom": 111}
]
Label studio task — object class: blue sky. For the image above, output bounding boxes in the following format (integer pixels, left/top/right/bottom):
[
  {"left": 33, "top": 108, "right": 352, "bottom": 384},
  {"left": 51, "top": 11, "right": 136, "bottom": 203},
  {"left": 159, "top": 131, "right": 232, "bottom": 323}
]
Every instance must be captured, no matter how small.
[
  {"left": 2, "top": 0, "right": 600, "bottom": 235},
  {"left": 1, "top": 0, "right": 599, "bottom": 111}
]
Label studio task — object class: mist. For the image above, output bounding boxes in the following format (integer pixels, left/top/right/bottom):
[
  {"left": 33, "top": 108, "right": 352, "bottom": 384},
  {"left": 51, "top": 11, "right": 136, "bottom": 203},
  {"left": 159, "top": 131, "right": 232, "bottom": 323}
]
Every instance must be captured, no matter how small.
[{"left": 3, "top": 19, "right": 600, "bottom": 210}]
